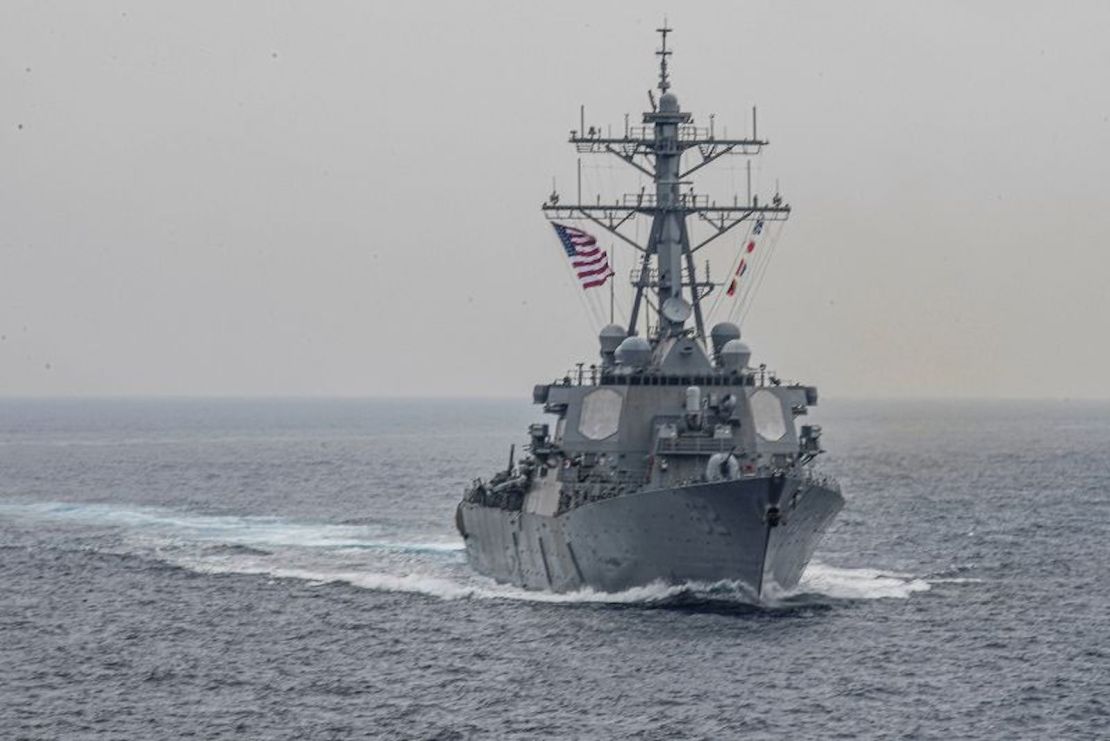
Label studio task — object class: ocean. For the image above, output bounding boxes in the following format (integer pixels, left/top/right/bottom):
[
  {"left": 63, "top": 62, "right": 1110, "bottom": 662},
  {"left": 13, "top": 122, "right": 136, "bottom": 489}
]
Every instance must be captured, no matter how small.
[{"left": 1, "top": 398, "right": 1107, "bottom": 739}]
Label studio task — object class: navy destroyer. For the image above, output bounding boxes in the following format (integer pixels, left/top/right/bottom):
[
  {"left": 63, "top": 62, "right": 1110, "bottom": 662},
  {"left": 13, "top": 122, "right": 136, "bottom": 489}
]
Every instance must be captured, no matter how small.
[{"left": 456, "top": 26, "right": 843, "bottom": 599}]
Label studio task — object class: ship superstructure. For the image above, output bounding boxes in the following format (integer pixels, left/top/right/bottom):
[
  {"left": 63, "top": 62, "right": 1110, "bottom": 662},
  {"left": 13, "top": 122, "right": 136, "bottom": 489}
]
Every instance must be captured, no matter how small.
[{"left": 456, "top": 27, "right": 842, "bottom": 599}]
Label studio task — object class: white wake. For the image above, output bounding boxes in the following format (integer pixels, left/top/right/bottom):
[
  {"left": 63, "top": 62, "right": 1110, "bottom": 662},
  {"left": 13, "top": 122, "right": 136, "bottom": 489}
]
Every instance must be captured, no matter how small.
[{"left": 4, "top": 500, "right": 943, "bottom": 606}]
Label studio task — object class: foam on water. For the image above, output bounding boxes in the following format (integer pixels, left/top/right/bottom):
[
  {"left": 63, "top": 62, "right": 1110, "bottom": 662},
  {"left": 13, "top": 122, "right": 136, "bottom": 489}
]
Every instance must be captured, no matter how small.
[
  {"left": 3, "top": 499, "right": 935, "bottom": 606},
  {"left": 0, "top": 500, "right": 461, "bottom": 554},
  {"left": 183, "top": 560, "right": 698, "bottom": 605},
  {"left": 178, "top": 556, "right": 929, "bottom": 607},
  {"left": 784, "top": 563, "right": 932, "bottom": 601}
]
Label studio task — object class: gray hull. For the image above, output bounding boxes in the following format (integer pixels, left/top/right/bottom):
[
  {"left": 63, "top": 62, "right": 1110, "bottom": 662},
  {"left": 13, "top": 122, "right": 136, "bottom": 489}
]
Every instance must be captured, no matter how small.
[{"left": 458, "top": 474, "right": 843, "bottom": 599}]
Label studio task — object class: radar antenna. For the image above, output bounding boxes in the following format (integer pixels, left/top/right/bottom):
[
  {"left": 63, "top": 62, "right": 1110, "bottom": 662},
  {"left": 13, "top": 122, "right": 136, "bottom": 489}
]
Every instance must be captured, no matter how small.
[
  {"left": 543, "top": 26, "right": 791, "bottom": 344},
  {"left": 656, "top": 21, "right": 672, "bottom": 93}
]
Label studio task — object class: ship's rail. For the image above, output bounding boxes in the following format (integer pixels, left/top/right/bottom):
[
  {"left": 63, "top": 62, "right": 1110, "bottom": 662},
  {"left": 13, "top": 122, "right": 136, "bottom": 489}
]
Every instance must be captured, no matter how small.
[
  {"left": 568, "top": 125, "right": 767, "bottom": 155},
  {"left": 628, "top": 264, "right": 703, "bottom": 287},
  {"left": 569, "top": 468, "right": 651, "bottom": 486},
  {"left": 550, "top": 365, "right": 795, "bottom": 389},
  {"left": 620, "top": 192, "right": 710, "bottom": 209},
  {"left": 654, "top": 437, "right": 736, "bottom": 456},
  {"left": 799, "top": 465, "right": 838, "bottom": 491},
  {"left": 552, "top": 368, "right": 756, "bottom": 388}
]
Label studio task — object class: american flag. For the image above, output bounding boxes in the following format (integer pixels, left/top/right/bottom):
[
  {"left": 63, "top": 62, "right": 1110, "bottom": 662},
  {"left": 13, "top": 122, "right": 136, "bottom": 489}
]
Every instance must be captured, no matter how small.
[{"left": 551, "top": 223, "right": 614, "bottom": 289}]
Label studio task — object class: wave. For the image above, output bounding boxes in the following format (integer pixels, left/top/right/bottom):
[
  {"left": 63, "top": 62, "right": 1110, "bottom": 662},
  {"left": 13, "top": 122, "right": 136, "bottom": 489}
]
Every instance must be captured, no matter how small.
[
  {"left": 4, "top": 499, "right": 943, "bottom": 607},
  {"left": 0, "top": 500, "right": 461, "bottom": 554},
  {"left": 780, "top": 563, "right": 932, "bottom": 601},
  {"left": 200, "top": 543, "right": 273, "bottom": 557},
  {"left": 178, "top": 558, "right": 931, "bottom": 607},
  {"left": 174, "top": 552, "right": 930, "bottom": 607},
  {"left": 179, "top": 560, "right": 699, "bottom": 604}
]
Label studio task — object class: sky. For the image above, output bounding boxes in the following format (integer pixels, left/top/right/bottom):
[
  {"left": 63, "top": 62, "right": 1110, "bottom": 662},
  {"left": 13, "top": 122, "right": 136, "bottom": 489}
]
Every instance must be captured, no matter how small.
[{"left": 2, "top": 1, "right": 1109, "bottom": 399}]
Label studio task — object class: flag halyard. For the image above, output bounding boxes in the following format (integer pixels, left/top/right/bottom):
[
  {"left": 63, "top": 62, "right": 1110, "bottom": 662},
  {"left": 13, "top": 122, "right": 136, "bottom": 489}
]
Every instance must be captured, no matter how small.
[{"left": 726, "top": 219, "right": 763, "bottom": 298}]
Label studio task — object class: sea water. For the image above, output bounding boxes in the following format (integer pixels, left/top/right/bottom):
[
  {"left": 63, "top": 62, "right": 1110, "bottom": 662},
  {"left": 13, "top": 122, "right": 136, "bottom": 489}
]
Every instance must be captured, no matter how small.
[{"left": 1, "top": 398, "right": 1106, "bottom": 738}]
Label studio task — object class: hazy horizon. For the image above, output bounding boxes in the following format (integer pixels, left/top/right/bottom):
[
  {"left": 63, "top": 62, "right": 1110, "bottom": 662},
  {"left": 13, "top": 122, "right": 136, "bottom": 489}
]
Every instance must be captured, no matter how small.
[
  {"left": 2, "top": 394, "right": 1107, "bottom": 404},
  {"left": 4, "top": 1, "right": 1110, "bottom": 400}
]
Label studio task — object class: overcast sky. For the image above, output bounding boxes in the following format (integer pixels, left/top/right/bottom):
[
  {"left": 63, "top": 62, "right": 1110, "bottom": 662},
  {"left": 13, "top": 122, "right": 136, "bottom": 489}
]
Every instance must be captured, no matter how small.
[{"left": 3, "top": 1, "right": 1109, "bottom": 399}]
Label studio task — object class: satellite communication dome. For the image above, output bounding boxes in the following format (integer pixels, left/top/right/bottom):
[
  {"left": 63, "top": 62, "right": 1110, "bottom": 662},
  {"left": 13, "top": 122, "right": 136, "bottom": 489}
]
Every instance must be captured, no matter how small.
[
  {"left": 659, "top": 92, "right": 680, "bottom": 112},
  {"left": 615, "top": 336, "right": 652, "bottom": 368},
  {"left": 598, "top": 324, "right": 626, "bottom": 355},
  {"left": 719, "top": 339, "right": 751, "bottom": 371},
  {"left": 710, "top": 322, "right": 741, "bottom": 359}
]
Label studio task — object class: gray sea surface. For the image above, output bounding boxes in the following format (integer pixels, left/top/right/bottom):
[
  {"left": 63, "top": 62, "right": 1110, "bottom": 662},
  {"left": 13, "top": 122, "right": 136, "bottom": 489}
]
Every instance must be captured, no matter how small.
[{"left": 1, "top": 398, "right": 1107, "bottom": 739}]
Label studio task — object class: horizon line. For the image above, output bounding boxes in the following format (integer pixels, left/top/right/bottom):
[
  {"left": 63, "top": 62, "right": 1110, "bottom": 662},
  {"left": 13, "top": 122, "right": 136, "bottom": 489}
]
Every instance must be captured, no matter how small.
[{"left": 2, "top": 394, "right": 1110, "bottom": 404}]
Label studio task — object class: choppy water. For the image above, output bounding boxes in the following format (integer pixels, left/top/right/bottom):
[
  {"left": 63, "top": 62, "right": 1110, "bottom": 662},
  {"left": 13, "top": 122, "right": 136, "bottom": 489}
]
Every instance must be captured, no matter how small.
[{"left": 1, "top": 398, "right": 1107, "bottom": 739}]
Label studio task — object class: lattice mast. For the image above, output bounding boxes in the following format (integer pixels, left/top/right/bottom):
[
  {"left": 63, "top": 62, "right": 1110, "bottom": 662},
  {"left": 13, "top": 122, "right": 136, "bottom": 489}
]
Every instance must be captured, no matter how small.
[{"left": 542, "top": 24, "right": 791, "bottom": 344}]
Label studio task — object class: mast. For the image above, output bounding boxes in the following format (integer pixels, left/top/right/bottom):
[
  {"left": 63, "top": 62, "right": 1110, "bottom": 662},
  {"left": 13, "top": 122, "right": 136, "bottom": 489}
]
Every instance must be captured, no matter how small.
[
  {"left": 645, "top": 21, "right": 690, "bottom": 337},
  {"left": 542, "top": 25, "right": 791, "bottom": 345}
]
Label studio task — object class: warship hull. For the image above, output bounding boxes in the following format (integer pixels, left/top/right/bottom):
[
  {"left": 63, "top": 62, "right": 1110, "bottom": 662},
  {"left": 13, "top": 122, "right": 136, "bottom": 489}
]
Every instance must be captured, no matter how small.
[{"left": 458, "top": 474, "right": 843, "bottom": 599}]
